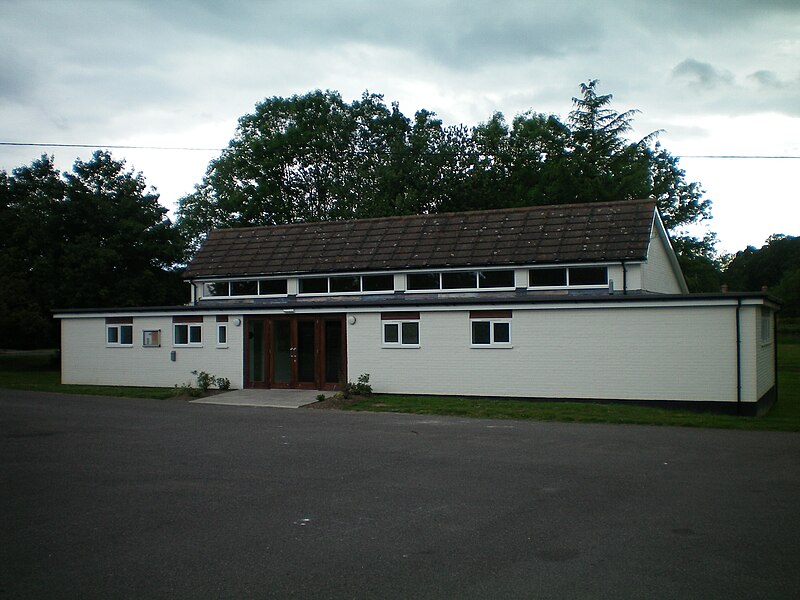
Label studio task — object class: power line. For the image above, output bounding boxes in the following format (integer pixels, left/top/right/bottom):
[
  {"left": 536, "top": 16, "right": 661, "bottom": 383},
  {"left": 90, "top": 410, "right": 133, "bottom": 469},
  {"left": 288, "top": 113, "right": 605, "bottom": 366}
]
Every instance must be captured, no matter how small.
[
  {"left": 679, "top": 155, "right": 800, "bottom": 159},
  {"left": 0, "top": 141, "right": 223, "bottom": 151},
  {"left": 1, "top": 141, "right": 799, "bottom": 159}
]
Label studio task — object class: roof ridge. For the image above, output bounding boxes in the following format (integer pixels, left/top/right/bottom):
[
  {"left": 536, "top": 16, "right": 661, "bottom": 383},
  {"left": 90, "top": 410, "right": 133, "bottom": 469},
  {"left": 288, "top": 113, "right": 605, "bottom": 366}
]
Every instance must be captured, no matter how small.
[{"left": 209, "top": 198, "right": 658, "bottom": 236}]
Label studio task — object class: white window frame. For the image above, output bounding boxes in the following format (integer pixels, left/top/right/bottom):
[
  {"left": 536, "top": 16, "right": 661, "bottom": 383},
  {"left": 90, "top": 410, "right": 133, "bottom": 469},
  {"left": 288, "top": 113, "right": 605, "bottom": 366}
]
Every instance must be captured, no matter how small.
[
  {"left": 217, "top": 324, "right": 228, "bottom": 348},
  {"left": 470, "top": 319, "right": 512, "bottom": 348},
  {"left": 298, "top": 274, "right": 395, "bottom": 296},
  {"left": 106, "top": 324, "right": 133, "bottom": 347},
  {"left": 405, "top": 269, "right": 516, "bottom": 293},
  {"left": 382, "top": 320, "right": 421, "bottom": 348},
  {"left": 528, "top": 265, "right": 609, "bottom": 289},
  {"left": 201, "top": 279, "right": 288, "bottom": 299},
  {"left": 174, "top": 324, "right": 203, "bottom": 347},
  {"left": 760, "top": 307, "right": 772, "bottom": 346},
  {"left": 405, "top": 272, "right": 442, "bottom": 292}
]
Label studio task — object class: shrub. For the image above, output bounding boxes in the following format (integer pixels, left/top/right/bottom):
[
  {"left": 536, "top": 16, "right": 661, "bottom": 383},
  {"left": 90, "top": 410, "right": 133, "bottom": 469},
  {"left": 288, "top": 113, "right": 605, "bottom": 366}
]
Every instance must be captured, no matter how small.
[
  {"left": 191, "top": 370, "right": 214, "bottom": 393},
  {"left": 188, "top": 370, "right": 230, "bottom": 393},
  {"left": 340, "top": 373, "right": 372, "bottom": 399}
]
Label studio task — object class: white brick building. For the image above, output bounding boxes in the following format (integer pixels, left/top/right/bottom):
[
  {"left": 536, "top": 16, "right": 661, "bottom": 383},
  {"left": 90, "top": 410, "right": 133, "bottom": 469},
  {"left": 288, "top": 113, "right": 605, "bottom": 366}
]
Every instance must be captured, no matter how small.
[{"left": 56, "top": 199, "right": 779, "bottom": 415}]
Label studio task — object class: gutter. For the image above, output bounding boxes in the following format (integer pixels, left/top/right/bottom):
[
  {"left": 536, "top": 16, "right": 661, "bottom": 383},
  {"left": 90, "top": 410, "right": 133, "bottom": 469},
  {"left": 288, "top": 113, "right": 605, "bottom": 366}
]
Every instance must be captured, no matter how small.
[{"left": 774, "top": 308, "right": 779, "bottom": 408}]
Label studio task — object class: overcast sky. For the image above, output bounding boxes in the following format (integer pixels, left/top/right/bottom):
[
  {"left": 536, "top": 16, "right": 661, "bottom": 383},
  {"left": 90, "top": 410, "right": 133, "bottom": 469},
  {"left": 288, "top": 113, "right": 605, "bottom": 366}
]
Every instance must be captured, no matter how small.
[{"left": 2, "top": 0, "right": 798, "bottom": 254}]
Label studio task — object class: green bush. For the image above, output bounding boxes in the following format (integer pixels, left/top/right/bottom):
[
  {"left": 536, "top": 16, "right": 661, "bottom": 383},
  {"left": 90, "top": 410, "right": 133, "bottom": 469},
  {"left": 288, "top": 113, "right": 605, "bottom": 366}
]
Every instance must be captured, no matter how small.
[
  {"left": 191, "top": 370, "right": 214, "bottom": 392},
  {"left": 340, "top": 373, "right": 372, "bottom": 399},
  {"left": 187, "top": 370, "right": 231, "bottom": 393}
]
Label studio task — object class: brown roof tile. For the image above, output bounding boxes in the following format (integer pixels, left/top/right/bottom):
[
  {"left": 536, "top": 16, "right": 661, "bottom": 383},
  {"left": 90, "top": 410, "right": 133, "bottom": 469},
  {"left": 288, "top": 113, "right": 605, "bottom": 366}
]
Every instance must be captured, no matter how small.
[{"left": 184, "top": 199, "right": 658, "bottom": 279}]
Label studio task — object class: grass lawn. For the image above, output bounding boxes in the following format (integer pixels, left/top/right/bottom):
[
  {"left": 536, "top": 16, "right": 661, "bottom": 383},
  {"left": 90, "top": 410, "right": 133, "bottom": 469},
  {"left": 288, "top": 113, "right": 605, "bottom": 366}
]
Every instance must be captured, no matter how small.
[
  {"left": 2, "top": 345, "right": 799, "bottom": 431},
  {"left": 0, "top": 352, "right": 178, "bottom": 400},
  {"left": 344, "top": 343, "right": 800, "bottom": 432}
]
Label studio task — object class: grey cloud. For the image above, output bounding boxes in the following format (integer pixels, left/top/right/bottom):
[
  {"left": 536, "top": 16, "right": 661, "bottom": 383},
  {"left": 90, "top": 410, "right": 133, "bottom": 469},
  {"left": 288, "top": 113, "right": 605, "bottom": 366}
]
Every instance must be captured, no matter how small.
[
  {"left": 665, "top": 60, "right": 800, "bottom": 118},
  {"left": 125, "top": 0, "right": 608, "bottom": 69},
  {"left": 2, "top": 0, "right": 799, "bottom": 149},
  {"left": 672, "top": 59, "right": 735, "bottom": 89},
  {"left": 748, "top": 70, "right": 787, "bottom": 88},
  {"left": 633, "top": 0, "right": 800, "bottom": 34},
  {"left": 0, "top": 62, "right": 33, "bottom": 102}
]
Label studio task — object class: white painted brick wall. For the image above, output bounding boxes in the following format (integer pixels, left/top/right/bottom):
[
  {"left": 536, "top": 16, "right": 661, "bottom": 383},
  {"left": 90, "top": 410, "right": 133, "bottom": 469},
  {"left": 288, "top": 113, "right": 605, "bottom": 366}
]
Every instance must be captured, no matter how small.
[
  {"left": 642, "top": 228, "right": 683, "bottom": 294},
  {"left": 755, "top": 307, "right": 776, "bottom": 398},
  {"left": 61, "top": 316, "right": 244, "bottom": 388},
  {"left": 347, "top": 305, "right": 746, "bottom": 403}
]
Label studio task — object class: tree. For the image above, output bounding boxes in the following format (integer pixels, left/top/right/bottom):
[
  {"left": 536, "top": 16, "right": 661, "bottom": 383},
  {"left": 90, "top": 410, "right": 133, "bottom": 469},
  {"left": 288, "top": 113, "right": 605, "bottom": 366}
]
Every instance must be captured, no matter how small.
[
  {"left": 0, "top": 152, "right": 186, "bottom": 349},
  {"left": 565, "top": 79, "right": 653, "bottom": 204},
  {"left": 0, "top": 156, "right": 68, "bottom": 348},
  {"left": 177, "top": 91, "right": 469, "bottom": 252},
  {"left": 176, "top": 83, "right": 716, "bottom": 284},
  {"left": 723, "top": 234, "right": 800, "bottom": 314},
  {"left": 58, "top": 152, "right": 185, "bottom": 308}
]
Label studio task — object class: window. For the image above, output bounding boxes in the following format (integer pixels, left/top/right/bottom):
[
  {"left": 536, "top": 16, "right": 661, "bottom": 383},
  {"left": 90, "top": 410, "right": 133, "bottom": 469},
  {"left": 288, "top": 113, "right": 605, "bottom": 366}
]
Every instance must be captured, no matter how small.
[
  {"left": 106, "top": 317, "right": 133, "bottom": 346},
  {"left": 761, "top": 307, "right": 772, "bottom": 345},
  {"left": 330, "top": 275, "right": 360, "bottom": 293},
  {"left": 528, "top": 266, "right": 608, "bottom": 288},
  {"left": 382, "top": 322, "right": 419, "bottom": 346},
  {"left": 470, "top": 310, "right": 512, "bottom": 348},
  {"left": 230, "top": 280, "right": 258, "bottom": 296},
  {"left": 478, "top": 270, "right": 515, "bottom": 288},
  {"left": 407, "top": 272, "right": 440, "bottom": 290},
  {"left": 205, "top": 281, "right": 230, "bottom": 297},
  {"left": 173, "top": 317, "right": 203, "bottom": 346},
  {"left": 568, "top": 266, "right": 608, "bottom": 286},
  {"left": 259, "top": 279, "right": 288, "bottom": 295},
  {"left": 299, "top": 277, "right": 328, "bottom": 294},
  {"left": 215, "top": 316, "right": 228, "bottom": 347},
  {"left": 382, "top": 312, "right": 420, "bottom": 347},
  {"left": 529, "top": 268, "right": 567, "bottom": 287},
  {"left": 361, "top": 274, "right": 394, "bottom": 292},
  {"left": 107, "top": 324, "right": 133, "bottom": 346},
  {"left": 203, "top": 279, "right": 288, "bottom": 297},
  {"left": 142, "top": 330, "right": 161, "bottom": 347},
  {"left": 174, "top": 324, "right": 202, "bottom": 345},
  {"left": 442, "top": 271, "right": 477, "bottom": 289},
  {"left": 298, "top": 274, "right": 395, "bottom": 295},
  {"left": 408, "top": 270, "right": 514, "bottom": 291}
]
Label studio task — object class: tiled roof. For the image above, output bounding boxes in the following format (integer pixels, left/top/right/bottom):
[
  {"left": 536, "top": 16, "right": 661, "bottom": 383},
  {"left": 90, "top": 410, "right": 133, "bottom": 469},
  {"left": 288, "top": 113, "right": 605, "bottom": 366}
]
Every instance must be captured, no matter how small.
[{"left": 184, "top": 199, "right": 658, "bottom": 279}]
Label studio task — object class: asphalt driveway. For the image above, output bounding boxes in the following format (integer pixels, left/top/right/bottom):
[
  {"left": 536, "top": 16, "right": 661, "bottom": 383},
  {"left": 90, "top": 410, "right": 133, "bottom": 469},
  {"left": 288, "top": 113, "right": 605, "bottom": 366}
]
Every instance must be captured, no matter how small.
[{"left": 2, "top": 389, "right": 799, "bottom": 599}]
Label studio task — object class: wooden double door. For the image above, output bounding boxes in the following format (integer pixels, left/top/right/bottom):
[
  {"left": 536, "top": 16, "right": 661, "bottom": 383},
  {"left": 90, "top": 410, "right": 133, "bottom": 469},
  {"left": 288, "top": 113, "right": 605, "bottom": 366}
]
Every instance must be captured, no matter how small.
[{"left": 245, "top": 315, "right": 346, "bottom": 390}]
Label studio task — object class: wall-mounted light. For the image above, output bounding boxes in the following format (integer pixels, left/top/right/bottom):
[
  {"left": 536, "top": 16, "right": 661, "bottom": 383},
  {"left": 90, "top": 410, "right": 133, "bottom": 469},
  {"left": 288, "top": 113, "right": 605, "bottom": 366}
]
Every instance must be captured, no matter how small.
[
  {"left": 347, "top": 315, "right": 357, "bottom": 325},
  {"left": 233, "top": 318, "right": 242, "bottom": 326}
]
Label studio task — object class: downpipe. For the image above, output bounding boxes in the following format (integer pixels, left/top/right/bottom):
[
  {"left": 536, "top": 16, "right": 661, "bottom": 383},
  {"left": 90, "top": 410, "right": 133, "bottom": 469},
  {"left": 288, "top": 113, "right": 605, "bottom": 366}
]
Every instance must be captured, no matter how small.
[{"left": 735, "top": 298, "right": 742, "bottom": 415}]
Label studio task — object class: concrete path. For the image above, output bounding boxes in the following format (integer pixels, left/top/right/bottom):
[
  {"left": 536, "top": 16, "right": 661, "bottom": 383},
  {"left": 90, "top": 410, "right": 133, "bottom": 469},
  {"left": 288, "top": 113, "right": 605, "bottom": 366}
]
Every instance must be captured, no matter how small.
[{"left": 189, "top": 387, "right": 323, "bottom": 408}]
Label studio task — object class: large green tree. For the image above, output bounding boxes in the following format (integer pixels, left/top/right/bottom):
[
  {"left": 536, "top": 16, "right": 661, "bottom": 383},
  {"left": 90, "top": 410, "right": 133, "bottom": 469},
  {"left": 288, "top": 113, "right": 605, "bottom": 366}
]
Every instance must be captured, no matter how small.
[
  {"left": 724, "top": 235, "right": 800, "bottom": 315},
  {"left": 177, "top": 91, "right": 469, "bottom": 252},
  {"left": 0, "top": 152, "right": 186, "bottom": 349},
  {"left": 176, "top": 83, "right": 716, "bottom": 289},
  {"left": 454, "top": 81, "right": 715, "bottom": 289}
]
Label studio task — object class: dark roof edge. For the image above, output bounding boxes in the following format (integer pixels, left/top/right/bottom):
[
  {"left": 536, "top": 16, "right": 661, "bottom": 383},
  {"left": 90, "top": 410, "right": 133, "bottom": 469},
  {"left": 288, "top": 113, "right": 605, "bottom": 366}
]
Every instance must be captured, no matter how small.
[{"left": 52, "top": 291, "right": 781, "bottom": 316}]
